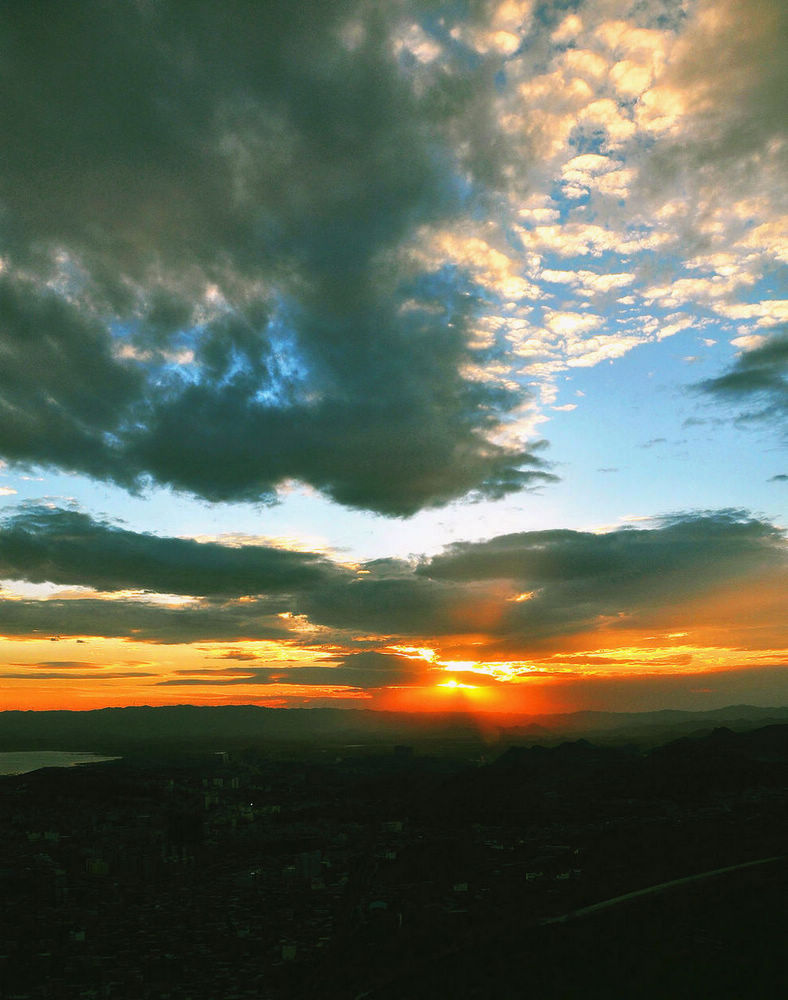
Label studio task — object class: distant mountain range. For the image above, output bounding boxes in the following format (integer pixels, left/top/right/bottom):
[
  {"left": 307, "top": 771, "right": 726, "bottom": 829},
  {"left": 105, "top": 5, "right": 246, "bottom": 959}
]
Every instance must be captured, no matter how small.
[{"left": 2, "top": 702, "right": 788, "bottom": 753}]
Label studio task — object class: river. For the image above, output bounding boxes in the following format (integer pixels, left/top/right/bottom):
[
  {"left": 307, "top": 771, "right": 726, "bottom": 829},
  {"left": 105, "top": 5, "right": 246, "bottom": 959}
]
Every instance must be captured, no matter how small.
[{"left": 0, "top": 751, "right": 119, "bottom": 776}]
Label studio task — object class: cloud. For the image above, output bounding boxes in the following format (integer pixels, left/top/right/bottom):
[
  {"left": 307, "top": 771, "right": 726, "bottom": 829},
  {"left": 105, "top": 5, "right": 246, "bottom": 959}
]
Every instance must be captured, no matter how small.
[
  {"left": 0, "top": 509, "right": 784, "bottom": 684},
  {"left": 421, "top": 511, "right": 784, "bottom": 587},
  {"left": 0, "top": 0, "right": 549, "bottom": 517},
  {"left": 13, "top": 661, "right": 105, "bottom": 670},
  {"left": 0, "top": 596, "right": 292, "bottom": 645},
  {"left": 415, "top": 510, "right": 786, "bottom": 649},
  {"left": 0, "top": 276, "right": 144, "bottom": 485},
  {"left": 2, "top": 0, "right": 782, "bottom": 510},
  {"left": 640, "top": 0, "right": 787, "bottom": 182},
  {"left": 0, "top": 508, "right": 784, "bottom": 659},
  {"left": 157, "top": 650, "right": 426, "bottom": 689},
  {"left": 2, "top": 672, "right": 156, "bottom": 681},
  {"left": 299, "top": 570, "right": 466, "bottom": 637},
  {"left": 696, "top": 332, "right": 788, "bottom": 429},
  {"left": 545, "top": 652, "right": 694, "bottom": 668},
  {"left": 0, "top": 505, "right": 346, "bottom": 597}
]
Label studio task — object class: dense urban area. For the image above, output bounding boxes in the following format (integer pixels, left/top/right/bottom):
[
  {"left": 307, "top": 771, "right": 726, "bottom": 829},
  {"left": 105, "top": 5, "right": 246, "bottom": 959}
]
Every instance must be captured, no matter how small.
[{"left": 1, "top": 709, "right": 786, "bottom": 999}]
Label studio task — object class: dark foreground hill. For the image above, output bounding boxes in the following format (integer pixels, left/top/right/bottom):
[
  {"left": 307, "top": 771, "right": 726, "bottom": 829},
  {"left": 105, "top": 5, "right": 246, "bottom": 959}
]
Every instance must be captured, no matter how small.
[
  {"left": 1, "top": 722, "right": 785, "bottom": 999},
  {"left": 364, "top": 858, "right": 788, "bottom": 999}
]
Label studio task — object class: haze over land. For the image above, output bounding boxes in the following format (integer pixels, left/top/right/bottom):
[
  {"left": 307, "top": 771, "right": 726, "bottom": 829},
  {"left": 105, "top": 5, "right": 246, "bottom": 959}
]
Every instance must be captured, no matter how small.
[{"left": 0, "top": 0, "right": 785, "bottom": 714}]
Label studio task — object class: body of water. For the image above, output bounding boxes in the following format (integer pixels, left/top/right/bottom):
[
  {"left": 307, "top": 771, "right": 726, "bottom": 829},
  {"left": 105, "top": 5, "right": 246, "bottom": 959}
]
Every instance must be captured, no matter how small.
[{"left": 0, "top": 751, "right": 119, "bottom": 776}]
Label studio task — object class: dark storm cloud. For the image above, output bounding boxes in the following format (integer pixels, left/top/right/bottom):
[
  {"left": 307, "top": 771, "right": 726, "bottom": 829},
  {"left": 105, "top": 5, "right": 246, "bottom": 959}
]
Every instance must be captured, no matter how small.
[
  {"left": 0, "top": 505, "right": 346, "bottom": 597},
  {"left": 0, "top": 0, "right": 542, "bottom": 515},
  {"left": 696, "top": 333, "right": 788, "bottom": 430},
  {"left": 0, "top": 276, "right": 143, "bottom": 485}
]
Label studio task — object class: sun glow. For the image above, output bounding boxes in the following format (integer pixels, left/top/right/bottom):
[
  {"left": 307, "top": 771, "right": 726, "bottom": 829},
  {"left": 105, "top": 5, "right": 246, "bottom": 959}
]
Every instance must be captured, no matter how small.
[
  {"left": 437, "top": 678, "right": 477, "bottom": 690},
  {"left": 388, "top": 644, "right": 438, "bottom": 662},
  {"left": 440, "top": 659, "right": 541, "bottom": 682}
]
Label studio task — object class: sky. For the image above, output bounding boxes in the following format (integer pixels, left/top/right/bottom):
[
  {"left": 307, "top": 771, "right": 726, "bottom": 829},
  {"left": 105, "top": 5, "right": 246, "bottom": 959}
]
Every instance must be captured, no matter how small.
[{"left": 0, "top": 0, "right": 785, "bottom": 715}]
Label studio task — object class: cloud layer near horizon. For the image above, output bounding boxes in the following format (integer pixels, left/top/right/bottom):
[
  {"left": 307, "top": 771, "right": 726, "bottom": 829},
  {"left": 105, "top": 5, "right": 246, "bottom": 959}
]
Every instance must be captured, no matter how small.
[{"left": 1, "top": 506, "right": 784, "bottom": 694}]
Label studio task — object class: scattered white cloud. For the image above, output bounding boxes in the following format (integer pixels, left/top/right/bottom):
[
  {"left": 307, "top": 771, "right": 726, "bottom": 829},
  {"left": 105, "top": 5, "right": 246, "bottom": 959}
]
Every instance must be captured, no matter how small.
[
  {"left": 731, "top": 334, "right": 768, "bottom": 351},
  {"left": 551, "top": 14, "right": 583, "bottom": 45}
]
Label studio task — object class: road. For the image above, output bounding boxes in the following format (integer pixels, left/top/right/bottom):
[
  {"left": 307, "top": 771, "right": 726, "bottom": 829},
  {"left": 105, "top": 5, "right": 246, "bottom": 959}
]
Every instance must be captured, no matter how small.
[{"left": 540, "top": 853, "right": 786, "bottom": 924}]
